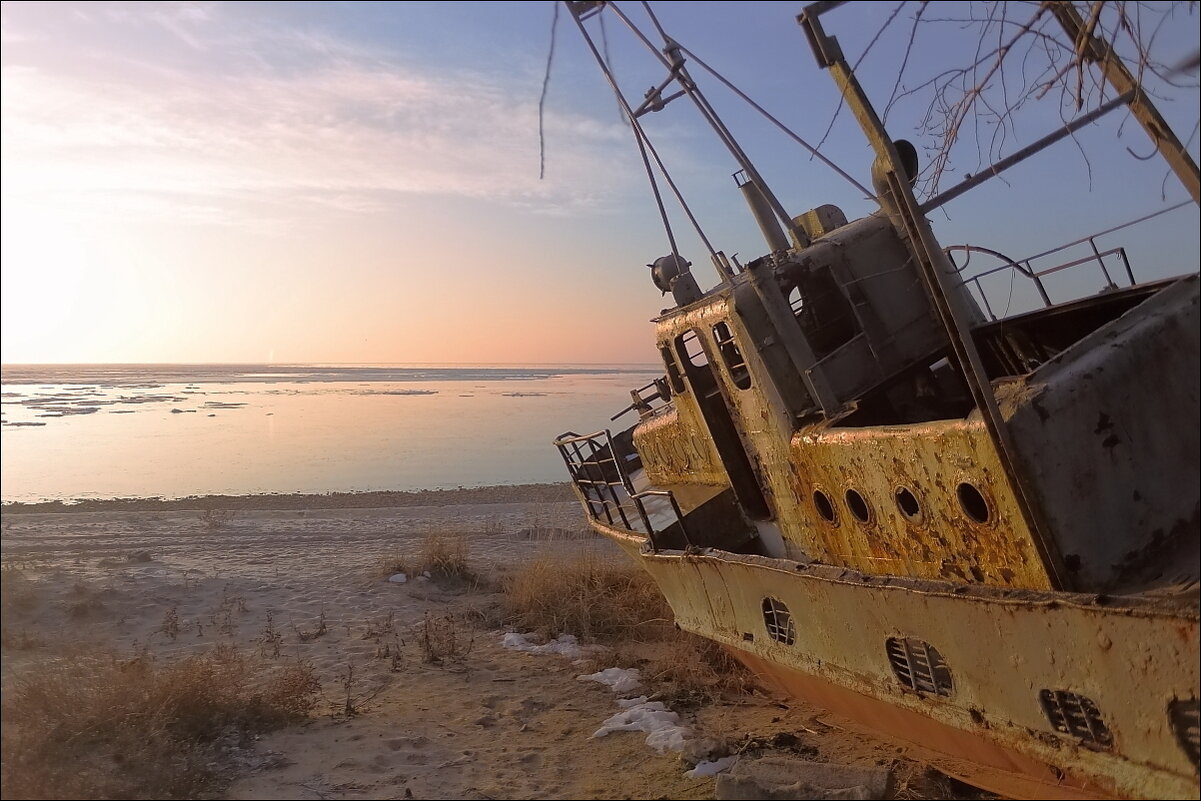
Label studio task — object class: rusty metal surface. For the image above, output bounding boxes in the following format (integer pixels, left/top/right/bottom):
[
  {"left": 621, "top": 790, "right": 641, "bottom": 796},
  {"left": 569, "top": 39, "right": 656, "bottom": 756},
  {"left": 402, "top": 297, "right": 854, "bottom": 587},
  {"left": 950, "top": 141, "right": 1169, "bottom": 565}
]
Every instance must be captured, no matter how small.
[
  {"left": 642, "top": 286, "right": 1060, "bottom": 589},
  {"left": 631, "top": 403, "right": 729, "bottom": 489},
  {"left": 595, "top": 521, "right": 1199, "bottom": 799},
  {"left": 1001, "top": 275, "right": 1201, "bottom": 594},
  {"left": 785, "top": 417, "right": 1053, "bottom": 589},
  {"left": 732, "top": 649, "right": 1116, "bottom": 800}
]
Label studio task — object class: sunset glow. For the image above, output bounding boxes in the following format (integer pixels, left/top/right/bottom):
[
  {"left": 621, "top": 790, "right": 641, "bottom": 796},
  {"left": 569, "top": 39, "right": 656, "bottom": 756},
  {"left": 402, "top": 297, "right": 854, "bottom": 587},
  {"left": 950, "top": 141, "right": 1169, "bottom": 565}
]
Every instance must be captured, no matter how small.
[{"left": 3, "top": 2, "right": 1198, "bottom": 364}]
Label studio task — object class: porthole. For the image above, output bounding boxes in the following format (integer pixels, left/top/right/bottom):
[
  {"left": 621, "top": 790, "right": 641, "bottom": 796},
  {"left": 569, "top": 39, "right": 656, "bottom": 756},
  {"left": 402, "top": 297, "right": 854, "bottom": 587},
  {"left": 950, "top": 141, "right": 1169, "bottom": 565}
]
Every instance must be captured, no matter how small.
[
  {"left": 895, "top": 487, "right": 922, "bottom": 521},
  {"left": 813, "top": 490, "right": 837, "bottom": 524},
  {"left": 957, "top": 482, "right": 990, "bottom": 524},
  {"left": 845, "top": 488, "right": 871, "bottom": 523},
  {"left": 761, "top": 597, "right": 796, "bottom": 645}
]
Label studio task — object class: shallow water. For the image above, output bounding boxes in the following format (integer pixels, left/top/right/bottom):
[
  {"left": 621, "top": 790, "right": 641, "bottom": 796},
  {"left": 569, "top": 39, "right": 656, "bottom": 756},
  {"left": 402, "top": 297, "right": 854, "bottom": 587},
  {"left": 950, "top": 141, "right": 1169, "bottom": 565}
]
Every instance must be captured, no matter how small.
[{"left": 0, "top": 364, "right": 657, "bottom": 502}]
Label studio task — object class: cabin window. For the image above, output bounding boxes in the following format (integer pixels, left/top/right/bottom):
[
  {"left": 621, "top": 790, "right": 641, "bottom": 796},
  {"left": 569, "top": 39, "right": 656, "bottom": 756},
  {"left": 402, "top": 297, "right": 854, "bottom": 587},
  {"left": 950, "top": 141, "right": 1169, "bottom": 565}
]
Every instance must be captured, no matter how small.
[
  {"left": 845, "top": 488, "right": 872, "bottom": 523},
  {"left": 676, "top": 329, "right": 709, "bottom": 369},
  {"left": 779, "top": 264, "right": 859, "bottom": 359},
  {"left": 712, "top": 322, "right": 751, "bottom": 390},
  {"left": 660, "top": 346, "right": 685, "bottom": 395},
  {"left": 813, "top": 490, "right": 838, "bottom": 524}
]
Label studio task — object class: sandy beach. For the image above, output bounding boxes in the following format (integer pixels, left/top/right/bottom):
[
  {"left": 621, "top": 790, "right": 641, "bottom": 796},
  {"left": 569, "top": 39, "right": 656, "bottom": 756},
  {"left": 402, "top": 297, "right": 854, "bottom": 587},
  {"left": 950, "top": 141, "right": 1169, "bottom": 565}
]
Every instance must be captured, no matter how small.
[{"left": 1, "top": 486, "right": 971, "bottom": 799}]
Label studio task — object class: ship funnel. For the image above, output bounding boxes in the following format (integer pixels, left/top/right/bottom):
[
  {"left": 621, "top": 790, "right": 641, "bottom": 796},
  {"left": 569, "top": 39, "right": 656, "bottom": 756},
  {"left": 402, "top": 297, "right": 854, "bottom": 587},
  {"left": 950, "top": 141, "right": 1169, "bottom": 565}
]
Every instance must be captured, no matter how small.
[{"left": 735, "top": 171, "right": 790, "bottom": 253}]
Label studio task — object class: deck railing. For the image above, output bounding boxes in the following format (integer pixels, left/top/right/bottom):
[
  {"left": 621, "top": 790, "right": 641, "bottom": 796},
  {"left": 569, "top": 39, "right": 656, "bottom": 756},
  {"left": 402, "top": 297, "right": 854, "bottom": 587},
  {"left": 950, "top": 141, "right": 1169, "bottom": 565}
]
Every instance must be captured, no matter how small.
[{"left": 553, "top": 429, "right": 688, "bottom": 551}]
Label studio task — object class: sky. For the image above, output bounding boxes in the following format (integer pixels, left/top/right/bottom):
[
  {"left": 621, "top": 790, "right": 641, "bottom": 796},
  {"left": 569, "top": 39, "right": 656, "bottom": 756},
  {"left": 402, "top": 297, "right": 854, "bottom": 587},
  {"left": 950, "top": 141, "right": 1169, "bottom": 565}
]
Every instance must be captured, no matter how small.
[{"left": 2, "top": 1, "right": 1198, "bottom": 365}]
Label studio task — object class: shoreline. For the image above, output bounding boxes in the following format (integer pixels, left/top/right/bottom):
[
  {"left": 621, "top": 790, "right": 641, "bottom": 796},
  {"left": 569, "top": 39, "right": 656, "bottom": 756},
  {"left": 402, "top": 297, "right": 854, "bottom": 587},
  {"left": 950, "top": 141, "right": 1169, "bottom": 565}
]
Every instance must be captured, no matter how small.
[{"left": 0, "top": 482, "right": 576, "bottom": 515}]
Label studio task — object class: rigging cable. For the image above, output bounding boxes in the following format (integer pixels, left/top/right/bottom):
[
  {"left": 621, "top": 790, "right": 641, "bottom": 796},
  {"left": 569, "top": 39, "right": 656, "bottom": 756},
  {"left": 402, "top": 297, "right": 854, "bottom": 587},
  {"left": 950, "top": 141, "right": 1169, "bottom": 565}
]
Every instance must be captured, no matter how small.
[
  {"left": 676, "top": 44, "right": 876, "bottom": 200},
  {"left": 538, "top": 2, "right": 560, "bottom": 180},
  {"left": 566, "top": 4, "right": 722, "bottom": 270},
  {"left": 609, "top": 1, "right": 799, "bottom": 239}
]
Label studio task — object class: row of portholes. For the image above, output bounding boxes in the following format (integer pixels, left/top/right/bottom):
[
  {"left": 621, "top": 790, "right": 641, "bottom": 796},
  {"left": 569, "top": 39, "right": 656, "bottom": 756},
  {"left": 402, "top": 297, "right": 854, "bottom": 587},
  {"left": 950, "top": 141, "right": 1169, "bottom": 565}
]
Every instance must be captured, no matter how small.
[{"left": 810, "top": 482, "right": 992, "bottom": 526}]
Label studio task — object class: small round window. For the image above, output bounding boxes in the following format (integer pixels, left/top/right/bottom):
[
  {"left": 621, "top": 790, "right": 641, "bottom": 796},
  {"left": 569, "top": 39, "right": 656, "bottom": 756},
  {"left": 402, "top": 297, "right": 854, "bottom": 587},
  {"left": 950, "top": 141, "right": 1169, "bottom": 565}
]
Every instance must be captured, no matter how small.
[
  {"left": 957, "top": 482, "right": 990, "bottom": 524},
  {"left": 813, "top": 490, "right": 837, "bottom": 524}
]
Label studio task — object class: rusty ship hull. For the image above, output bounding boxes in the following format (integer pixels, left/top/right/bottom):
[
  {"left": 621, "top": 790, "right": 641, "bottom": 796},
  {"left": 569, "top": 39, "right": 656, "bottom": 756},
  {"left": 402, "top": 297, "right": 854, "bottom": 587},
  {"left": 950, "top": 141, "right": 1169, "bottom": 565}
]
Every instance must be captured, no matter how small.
[{"left": 555, "top": 2, "right": 1200, "bottom": 797}]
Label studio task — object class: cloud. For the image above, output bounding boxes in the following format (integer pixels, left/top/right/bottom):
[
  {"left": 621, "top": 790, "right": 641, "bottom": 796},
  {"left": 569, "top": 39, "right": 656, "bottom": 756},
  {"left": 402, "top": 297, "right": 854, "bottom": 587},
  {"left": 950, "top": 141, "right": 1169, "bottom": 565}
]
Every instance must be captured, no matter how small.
[{"left": 0, "top": 5, "right": 636, "bottom": 227}]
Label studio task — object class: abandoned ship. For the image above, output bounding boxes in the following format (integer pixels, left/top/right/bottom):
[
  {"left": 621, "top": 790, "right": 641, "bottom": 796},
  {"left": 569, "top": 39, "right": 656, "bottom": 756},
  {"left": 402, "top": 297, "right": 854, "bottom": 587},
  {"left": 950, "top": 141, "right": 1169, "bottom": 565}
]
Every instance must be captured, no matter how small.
[{"left": 552, "top": 2, "right": 1200, "bottom": 798}]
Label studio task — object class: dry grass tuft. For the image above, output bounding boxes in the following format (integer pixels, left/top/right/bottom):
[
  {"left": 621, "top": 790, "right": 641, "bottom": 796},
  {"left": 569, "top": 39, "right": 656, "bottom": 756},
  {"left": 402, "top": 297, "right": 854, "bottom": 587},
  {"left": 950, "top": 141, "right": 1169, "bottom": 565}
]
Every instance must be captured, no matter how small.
[
  {"left": 376, "top": 532, "right": 478, "bottom": 585},
  {"left": 418, "top": 532, "right": 473, "bottom": 581},
  {"left": 503, "top": 553, "right": 672, "bottom": 643},
  {"left": 505, "top": 553, "right": 755, "bottom": 701},
  {"left": 642, "top": 629, "right": 756, "bottom": 707},
  {"left": 1, "top": 647, "right": 319, "bottom": 799}
]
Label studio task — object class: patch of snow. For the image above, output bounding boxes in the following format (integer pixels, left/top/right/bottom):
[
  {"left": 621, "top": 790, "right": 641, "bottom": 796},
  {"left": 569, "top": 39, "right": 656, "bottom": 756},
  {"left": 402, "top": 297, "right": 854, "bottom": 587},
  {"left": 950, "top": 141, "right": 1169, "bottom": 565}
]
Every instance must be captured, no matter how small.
[
  {"left": 387, "top": 573, "right": 407, "bottom": 584},
  {"left": 684, "top": 755, "right": 739, "bottom": 778},
  {"left": 501, "top": 632, "right": 584, "bottom": 658},
  {"left": 591, "top": 699, "right": 691, "bottom": 753},
  {"left": 577, "top": 667, "right": 642, "bottom": 695}
]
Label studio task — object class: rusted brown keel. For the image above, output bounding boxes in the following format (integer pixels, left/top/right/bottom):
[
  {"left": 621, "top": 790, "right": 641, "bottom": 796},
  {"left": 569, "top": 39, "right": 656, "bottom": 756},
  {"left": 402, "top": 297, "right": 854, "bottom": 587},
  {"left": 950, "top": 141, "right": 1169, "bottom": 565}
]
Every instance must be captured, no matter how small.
[{"left": 731, "top": 648, "right": 1113, "bottom": 800}]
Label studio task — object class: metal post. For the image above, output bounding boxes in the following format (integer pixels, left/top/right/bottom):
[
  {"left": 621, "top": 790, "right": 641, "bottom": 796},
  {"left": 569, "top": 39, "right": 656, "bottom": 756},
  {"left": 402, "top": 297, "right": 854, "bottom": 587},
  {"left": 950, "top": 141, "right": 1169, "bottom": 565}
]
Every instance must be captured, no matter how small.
[{"left": 1049, "top": 2, "right": 1200, "bottom": 205}]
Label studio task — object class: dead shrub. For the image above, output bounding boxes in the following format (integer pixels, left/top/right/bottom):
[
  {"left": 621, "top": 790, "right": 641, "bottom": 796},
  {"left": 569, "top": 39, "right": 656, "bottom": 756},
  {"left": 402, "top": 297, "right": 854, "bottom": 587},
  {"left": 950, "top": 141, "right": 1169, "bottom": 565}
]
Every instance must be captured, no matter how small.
[
  {"left": 643, "top": 629, "right": 756, "bottom": 707},
  {"left": 292, "top": 607, "right": 328, "bottom": 642},
  {"left": 502, "top": 553, "right": 672, "bottom": 642},
  {"left": 417, "top": 612, "right": 474, "bottom": 665},
  {"left": 1, "top": 647, "right": 319, "bottom": 799},
  {"left": 198, "top": 508, "right": 235, "bottom": 529},
  {"left": 0, "top": 568, "right": 37, "bottom": 615},
  {"left": 0, "top": 626, "right": 45, "bottom": 650}
]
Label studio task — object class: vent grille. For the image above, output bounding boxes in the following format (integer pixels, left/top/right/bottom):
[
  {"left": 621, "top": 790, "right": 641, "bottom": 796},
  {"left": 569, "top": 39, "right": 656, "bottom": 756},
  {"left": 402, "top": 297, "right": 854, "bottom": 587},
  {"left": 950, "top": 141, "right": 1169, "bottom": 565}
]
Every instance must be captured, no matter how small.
[
  {"left": 885, "top": 637, "right": 953, "bottom": 696},
  {"left": 761, "top": 597, "right": 795, "bottom": 645},
  {"left": 1170, "top": 698, "right": 1199, "bottom": 768},
  {"left": 1039, "top": 690, "right": 1112, "bottom": 748}
]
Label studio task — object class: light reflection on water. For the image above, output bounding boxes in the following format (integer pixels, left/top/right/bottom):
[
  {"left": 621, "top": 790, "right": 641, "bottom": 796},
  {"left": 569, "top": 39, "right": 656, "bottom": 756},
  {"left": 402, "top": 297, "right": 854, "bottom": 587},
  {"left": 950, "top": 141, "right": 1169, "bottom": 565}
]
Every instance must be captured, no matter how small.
[{"left": 0, "top": 365, "right": 657, "bottom": 502}]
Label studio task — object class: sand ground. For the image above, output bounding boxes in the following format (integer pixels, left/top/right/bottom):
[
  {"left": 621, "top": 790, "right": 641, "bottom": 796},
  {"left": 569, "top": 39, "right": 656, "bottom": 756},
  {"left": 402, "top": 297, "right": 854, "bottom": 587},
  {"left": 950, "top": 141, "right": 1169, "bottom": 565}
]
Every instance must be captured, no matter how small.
[{"left": 1, "top": 487, "right": 963, "bottom": 799}]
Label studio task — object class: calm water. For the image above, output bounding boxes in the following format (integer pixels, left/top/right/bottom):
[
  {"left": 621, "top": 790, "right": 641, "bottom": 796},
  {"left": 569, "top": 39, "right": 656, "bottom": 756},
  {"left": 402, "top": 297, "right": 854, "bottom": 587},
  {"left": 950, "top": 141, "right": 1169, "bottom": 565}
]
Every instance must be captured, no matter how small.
[{"left": 0, "top": 364, "right": 658, "bottom": 503}]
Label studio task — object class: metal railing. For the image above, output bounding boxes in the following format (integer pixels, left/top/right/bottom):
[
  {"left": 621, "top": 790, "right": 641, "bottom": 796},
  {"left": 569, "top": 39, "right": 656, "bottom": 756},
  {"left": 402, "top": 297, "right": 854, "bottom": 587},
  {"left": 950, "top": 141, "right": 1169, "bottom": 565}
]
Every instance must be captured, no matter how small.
[
  {"left": 553, "top": 429, "right": 689, "bottom": 551},
  {"left": 610, "top": 378, "right": 672, "bottom": 422},
  {"left": 945, "top": 199, "right": 1191, "bottom": 321},
  {"left": 946, "top": 240, "right": 1136, "bottom": 321}
]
